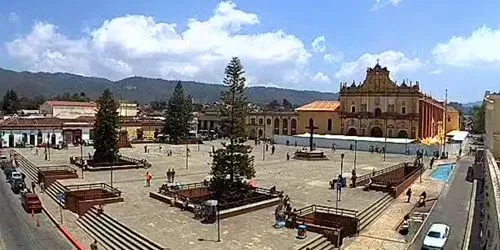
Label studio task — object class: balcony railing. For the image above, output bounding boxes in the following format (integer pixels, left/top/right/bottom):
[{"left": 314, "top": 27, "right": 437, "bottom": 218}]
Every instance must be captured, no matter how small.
[{"left": 340, "top": 112, "right": 419, "bottom": 119}]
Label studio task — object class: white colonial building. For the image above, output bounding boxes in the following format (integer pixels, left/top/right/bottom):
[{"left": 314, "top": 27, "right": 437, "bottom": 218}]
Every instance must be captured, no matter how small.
[{"left": 39, "top": 101, "right": 97, "bottom": 119}]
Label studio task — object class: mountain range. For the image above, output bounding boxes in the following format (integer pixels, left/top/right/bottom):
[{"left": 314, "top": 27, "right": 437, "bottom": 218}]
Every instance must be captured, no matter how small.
[{"left": 0, "top": 68, "right": 338, "bottom": 106}]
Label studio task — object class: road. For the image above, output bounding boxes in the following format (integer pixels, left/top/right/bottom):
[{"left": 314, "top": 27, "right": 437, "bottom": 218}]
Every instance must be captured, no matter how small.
[
  {"left": 0, "top": 172, "right": 73, "bottom": 250},
  {"left": 410, "top": 156, "right": 474, "bottom": 250}
]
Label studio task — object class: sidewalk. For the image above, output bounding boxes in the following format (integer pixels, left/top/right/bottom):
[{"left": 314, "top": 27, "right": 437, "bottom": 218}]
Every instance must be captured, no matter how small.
[
  {"left": 345, "top": 160, "right": 452, "bottom": 250},
  {"left": 20, "top": 152, "right": 95, "bottom": 248}
]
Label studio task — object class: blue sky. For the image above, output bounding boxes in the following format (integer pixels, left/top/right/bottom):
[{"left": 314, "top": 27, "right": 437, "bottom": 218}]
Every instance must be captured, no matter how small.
[{"left": 1, "top": 0, "right": 500, "bottom": 103}]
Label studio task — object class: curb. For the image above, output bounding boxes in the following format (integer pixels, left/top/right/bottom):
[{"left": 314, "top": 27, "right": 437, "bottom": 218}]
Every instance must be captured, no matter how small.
[
  {"left": 42, "top": 206, "right": 85, "bottom": 250},
  {"left": 462, "top": 179, "right": 477, "bottom": 250}
]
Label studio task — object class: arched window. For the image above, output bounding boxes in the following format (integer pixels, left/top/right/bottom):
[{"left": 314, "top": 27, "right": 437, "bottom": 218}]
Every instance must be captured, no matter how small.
[
  {"left": 282, "top": 119, "right": 288, "bottom": 135},
  {"left": 291, "top": 119, "right": 297, "bottom": 135},
  {"left": 274, "top": 118, "right": 280, "bottom": 134},
  {"left": 259, "top": 118, "right": 263, "bottom": 125},
  {"left": 375, "top": 108, "right": 382, "bottom": 117}
]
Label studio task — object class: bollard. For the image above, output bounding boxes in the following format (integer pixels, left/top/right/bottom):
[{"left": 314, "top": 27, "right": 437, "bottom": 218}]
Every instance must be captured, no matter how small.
[
  {"left": 36, "top": 216, "right": 40, "bottom": 227},
  {"left": 32, "top": 209, "right": 35, "bottom": 218}
]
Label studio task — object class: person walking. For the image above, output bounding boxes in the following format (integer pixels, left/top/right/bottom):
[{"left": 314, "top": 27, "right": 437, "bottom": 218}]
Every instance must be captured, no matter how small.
[
  {"left": 406, "top": 188, "right": 412, "bottom": 203},
  {"left": 271, "top": 145, "right": 276, "bottom": 155},
  {"left": 429, "top": 157, "right": 435, "bottom": 169},
  {"left": 171, "top": 169, "right": 176, "bottom": 183},
  {"left": 286, "top": 152, "right": 290, "bottom": 161},
  {"left": 166, "top": 169, "right": 172, "bottom": 183},
  {"left": 90, "top": 239, "right": 98, "bottom": 250},
  {"left": 145, "top": 172, "right": 152, "bottom": 187},
  {"left": 31, "top": 181, "right": 36, "bottom": 193},
  {"left": 266, "top": 144, "right": 269, "bottom": 152}
]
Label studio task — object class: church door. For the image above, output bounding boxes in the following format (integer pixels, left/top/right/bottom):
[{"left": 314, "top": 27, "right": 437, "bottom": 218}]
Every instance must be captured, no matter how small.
[{"left": 370, "top": 127, "right": 383, "bottom": 137}]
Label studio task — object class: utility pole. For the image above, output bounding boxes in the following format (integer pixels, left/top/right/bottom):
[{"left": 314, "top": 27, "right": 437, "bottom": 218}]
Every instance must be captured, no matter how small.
[
  {"left": 262, "top": 115, "right": 266, "bottom": 161},
  {"left": 443, "top": 89, "right": 448, "bottom": 155}
]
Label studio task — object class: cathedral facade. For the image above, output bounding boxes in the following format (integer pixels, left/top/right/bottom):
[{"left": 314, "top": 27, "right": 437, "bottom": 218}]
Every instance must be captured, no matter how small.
[{"left": 338, "top": 63, "right": 445, "bottom": 140}]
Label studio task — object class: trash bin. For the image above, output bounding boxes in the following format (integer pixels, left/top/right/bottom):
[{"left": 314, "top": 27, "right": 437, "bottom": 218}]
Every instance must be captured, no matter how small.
[{"left": 297, "top": 225, "right": 307, "bottom": 239}]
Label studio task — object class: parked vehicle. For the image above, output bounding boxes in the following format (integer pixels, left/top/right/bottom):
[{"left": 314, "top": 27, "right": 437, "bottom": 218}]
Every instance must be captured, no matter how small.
[
  {"left": 9, "top": 171, "right": 22, "bottom": 185},
  {"left": 422, "top": 223, "right": 450, "bottom": 249},
  {"left": 11, "top": 179, "right": 26, "bottom": 194},
  {"left": 21, "top": 192, "right": 42, "bottom": 213}
]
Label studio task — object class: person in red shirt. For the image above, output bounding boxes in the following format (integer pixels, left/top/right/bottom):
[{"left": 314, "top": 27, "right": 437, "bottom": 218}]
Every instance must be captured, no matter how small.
[{"left": 145, "top": 172, "right": 152, "bottom": 187}]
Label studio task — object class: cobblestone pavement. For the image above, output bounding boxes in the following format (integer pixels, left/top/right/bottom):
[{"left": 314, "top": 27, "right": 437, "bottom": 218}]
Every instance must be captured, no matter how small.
[{"left": 16, "top": 140, "right": 413, "bottom": 250}]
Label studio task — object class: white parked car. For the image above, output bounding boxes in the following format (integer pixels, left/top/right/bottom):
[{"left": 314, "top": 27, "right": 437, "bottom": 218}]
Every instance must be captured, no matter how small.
[{"left": 422, "top": 223, "right": 450, "bottom": 249}]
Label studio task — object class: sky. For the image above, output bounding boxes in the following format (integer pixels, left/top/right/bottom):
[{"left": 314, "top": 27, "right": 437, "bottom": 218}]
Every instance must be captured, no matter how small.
[{"left": 0, "top": 0, "right": 499, "bottom": 103}]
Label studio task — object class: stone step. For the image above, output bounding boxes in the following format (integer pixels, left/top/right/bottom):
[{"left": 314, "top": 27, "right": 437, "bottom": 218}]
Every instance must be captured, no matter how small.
[
  {"left": 307, "top": 236, "right": 328, "bottom": 249},
  {"left": 315, "top": 239, "right": 334, "bottom": 250},
  {"left": 296, "top": 234, "right": 325, "bottom": 250},
  {"left": 76, "top": 217, "right": 119, "bottom": 250},
  {"left": 88, "top": 208, "right": 162, "bottom": 250},
  {"left": 358, "top": 194, "right": 394, "bottom": 232},
  {"left": 85, "top": 211, "right": 138, "bottom": 250}
]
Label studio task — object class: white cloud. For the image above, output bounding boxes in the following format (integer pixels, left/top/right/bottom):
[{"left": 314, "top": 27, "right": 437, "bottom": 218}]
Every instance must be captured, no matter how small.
[
  {"left": 372, "top": 0, "right": 402, "bottom": 11},
  {"left": 432, "top": 26, "right": 500, "bottom": 67},
  {"left": 323, "top": 52, "right": 343, "bottom": 63},
  {"left": 311, "top": 35, "right": 326, "bottom": 53},
  {"left": 6, "top": 1, "right": 315, "bottom": 88},
  {"left": 428, "top": 69, "right": 442, "bottom": 75},
  {"left": 335, "top": 50, "right": 423, "bottom": 80},
  {"left": 8, "top": 12, "right": 20, "bottom": 23},
  {"left": 312, "top": 72, "right": 331, "bottom": 83}
]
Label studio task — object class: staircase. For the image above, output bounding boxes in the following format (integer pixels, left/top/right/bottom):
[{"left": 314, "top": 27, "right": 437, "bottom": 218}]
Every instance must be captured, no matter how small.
[
  {"left": 12, "top": 150, "right": 38, "bottom": 182},
  {"left": 11, "top": 150, "right": 68, "bottom": 207},
  {"left": 296, "top": 234, "right": 335, "bottom": 250},
  {"left": 76, "top": 207, "right": 165, "bottom": 250},
  {"left": 357, "top": 194, "right": 394, "bottom": 232},
  {"left": 45, "top": 180, "right": 68, "bottom": 207}
]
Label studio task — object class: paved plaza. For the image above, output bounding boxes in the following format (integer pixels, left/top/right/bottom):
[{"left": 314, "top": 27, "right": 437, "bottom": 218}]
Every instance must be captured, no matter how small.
[{"left": 17, "top": 140, "right": 415, "bottom": 249}]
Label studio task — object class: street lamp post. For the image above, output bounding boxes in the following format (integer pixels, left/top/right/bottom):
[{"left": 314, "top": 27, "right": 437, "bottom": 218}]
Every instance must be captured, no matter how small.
[
  {"left": 217, "top": 203, "right": 221, "bottom": 242},
  {"left": 340, "top": 153, "right": 345, "bottom": 177},
  {"left": 80, "top": 142, "right": 84, "bottom": 179},
  {"left": 353, "top": 140, "right": 357, "bottom": 171},
  {"left": 110, "top": 149, "right": 114, "bottom": 188},
  {"left": 186, "top": 140, "right": 189, "bottom": 170}
]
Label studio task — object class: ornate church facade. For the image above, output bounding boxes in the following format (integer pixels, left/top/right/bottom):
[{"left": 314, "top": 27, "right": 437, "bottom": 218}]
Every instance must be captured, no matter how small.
[{"left": 338, "top": 63, "right": 445, "bottom": 139}]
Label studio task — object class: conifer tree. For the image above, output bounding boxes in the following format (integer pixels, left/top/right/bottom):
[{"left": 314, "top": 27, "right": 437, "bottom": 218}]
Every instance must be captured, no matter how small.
[
  {"left": 210, "top": 57, "right": 255, "bottom": 197},
  {"left": 1, "top": 89, "right": 20, "bottom": 115},
  {"left": 93, "top": 88, "right": 120, "bottom": 163},
  {"left": 164, "top": 82, "right": 193, "bottom": 144}
]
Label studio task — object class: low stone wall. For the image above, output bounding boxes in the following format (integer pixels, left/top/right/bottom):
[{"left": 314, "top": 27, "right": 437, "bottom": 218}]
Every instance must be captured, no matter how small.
[
  {"left": 392, "top": 168, "right": 422, "bottom": 198},
  {"left": 149, "top": 192, "right": 280, "bottom": 219}
]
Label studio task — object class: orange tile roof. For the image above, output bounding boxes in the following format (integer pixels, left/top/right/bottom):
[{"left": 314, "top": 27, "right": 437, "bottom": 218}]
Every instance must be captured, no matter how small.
[
  {"left": 296, "top": 101, "right": 340, "bottom": 112},
  {"left": 46, "top": 101, "right": 97, "bottom": 107}
]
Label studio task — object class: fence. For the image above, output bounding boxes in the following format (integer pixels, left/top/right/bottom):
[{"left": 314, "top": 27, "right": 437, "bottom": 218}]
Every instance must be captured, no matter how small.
[
  {"left": 296, "top": 204, "right": 358, "bottom": 218},
  {"left": 38, "top": 165, "right": 77, "bottom": 174},
  {"left": 274, "top": 135, "right": 464, "bottom": 155},
  {"left": 66, "top": 183, "right": 122, "bottom": 197},
  {"left": 356, "top": 162, "right": 410, "bottom": 186}
]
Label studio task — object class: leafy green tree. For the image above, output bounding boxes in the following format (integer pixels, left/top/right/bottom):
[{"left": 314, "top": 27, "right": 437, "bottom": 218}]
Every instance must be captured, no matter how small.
[
  {"left": 210, "top": 57, "right": 255, "bottom": 198},
  {"left": 1, "top": 89, "right": 20, "bottom": 115},
  {"left": 93, "top": 89, "right": 120, "bottom": 163},
  {"left": 471, "top": 104, "right": 485, "bottom": 134},
  {"left": 164, "top": 82, "right": 193, "bottom": 144}
]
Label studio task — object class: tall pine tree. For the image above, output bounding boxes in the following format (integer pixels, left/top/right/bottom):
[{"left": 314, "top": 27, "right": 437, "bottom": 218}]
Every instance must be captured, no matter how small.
[
  {"left": 164, "top": 82, "right": 193, "bottom": 144},
  {"left": 1, "top": 89, "right": 20, "bottom": 115},
  {"left": 93, "top": 88, "right": 120, "bottom": 163},
  {"left": 210, "top": 57, "right": 255, "bottom": 198}
]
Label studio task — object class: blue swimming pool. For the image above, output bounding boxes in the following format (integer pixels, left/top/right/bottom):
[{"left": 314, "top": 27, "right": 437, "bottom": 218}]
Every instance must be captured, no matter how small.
[{"left": 431, "top": 164, "right": 455, "bottom": 182}]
